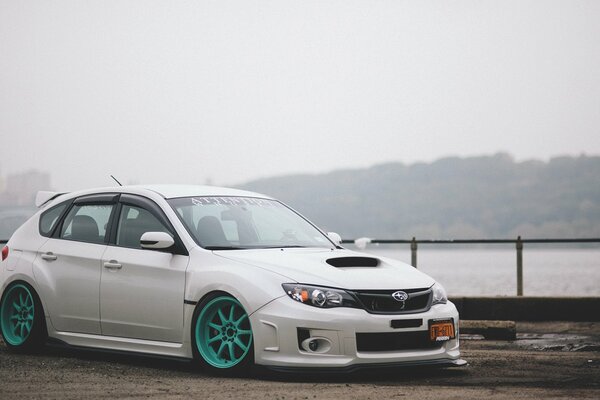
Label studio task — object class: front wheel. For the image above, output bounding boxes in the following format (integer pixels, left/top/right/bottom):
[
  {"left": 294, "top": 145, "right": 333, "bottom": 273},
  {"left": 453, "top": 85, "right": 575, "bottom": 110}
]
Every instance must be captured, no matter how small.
[
  {"left": 193, "top": 294, "right": 254, "bottom": 374},
  {"left": 0, "top": 282, "right": 47, "bottom": 352}
]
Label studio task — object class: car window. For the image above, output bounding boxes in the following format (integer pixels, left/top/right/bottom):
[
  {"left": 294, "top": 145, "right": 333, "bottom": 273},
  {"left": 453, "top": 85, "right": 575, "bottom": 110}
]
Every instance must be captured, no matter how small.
[
  {"left": 169, "top": 197, "right": 331, "bottom": 249},
  {"left": 60, "top": 204, "right": 114, "bottom": 244},
  {"left": 175, "top": 203, "right": 240, "bottom": 243},
  {"left": 116, "top": 204, "right": 171, "bottom": 249},
  {"left": 39, "top": 203, "right": 68, "bottom": 237}
]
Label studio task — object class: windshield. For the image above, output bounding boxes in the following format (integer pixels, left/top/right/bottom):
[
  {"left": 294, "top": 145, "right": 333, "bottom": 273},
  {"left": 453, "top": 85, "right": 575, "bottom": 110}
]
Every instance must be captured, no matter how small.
[{"left": 168, "top": 196, "right": 333, "bottom": 250}]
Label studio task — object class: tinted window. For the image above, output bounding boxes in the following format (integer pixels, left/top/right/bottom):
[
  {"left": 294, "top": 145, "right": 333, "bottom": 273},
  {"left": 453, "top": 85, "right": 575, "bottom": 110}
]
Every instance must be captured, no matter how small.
[
  {"left": 116, "top": 205, "right": 171, "bottom": 249},
  {"left": 39, "top": 203, "right": 68, "bottom": 237},
  {"left": 60, "top": 204, "right": 114, "bottom": 244}
]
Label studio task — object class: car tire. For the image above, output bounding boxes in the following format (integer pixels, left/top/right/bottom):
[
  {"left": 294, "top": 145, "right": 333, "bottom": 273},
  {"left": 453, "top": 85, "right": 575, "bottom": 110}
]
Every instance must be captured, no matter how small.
[
  {"left": 0, "top": 282, "right": 47, "bottom": 352},
  {"left": 192, "top": 293, "right": 254, "bottom": 375}
]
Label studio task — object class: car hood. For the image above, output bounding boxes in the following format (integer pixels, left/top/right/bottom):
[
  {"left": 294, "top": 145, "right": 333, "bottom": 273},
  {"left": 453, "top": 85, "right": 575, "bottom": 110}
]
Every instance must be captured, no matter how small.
[{"left": 213, "top": 248, "right": 435, "bottom": 290}]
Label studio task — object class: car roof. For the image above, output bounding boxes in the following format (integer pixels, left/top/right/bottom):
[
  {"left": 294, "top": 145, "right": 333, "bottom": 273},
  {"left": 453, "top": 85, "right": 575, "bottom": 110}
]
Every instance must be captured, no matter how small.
[
  {"left": 137, "top": 184, "right": 271, "bottom": 199},
  {"left": 39, "top": 185, "right": 272, "bottom": 210}
]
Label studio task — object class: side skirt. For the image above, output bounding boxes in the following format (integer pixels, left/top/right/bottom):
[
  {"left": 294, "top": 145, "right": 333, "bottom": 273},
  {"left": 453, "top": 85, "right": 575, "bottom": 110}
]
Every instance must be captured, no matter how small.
[{"left": 48, "top": 330, "right": 193, "bottom": 360}]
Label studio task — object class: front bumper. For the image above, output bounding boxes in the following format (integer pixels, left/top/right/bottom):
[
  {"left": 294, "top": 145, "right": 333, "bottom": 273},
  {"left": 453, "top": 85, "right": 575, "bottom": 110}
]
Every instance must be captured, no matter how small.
[{"left": 250, "top": 296, "right": 463, "bottom": 369}]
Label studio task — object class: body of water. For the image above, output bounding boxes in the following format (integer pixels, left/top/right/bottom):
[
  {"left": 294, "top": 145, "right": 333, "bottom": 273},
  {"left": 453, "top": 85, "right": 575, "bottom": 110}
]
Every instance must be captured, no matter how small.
[{"left": 346, "top": 245, "right": 600, "bottom": 297}]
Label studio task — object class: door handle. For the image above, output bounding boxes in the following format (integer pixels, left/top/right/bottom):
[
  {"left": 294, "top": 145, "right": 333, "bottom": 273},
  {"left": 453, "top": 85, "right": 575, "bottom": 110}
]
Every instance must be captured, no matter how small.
[
  {"left": 41, "top": 252, "right": 58, "bottom": 261},
  {"left": 103, "top": 260, "right": 122, "bottom": 270}
]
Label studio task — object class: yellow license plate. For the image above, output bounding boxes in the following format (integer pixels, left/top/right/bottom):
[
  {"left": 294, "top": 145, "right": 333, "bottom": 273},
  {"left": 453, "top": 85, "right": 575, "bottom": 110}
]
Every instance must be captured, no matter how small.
[{"left": 429, "top": 320, "right": 455, "bottom": 342}]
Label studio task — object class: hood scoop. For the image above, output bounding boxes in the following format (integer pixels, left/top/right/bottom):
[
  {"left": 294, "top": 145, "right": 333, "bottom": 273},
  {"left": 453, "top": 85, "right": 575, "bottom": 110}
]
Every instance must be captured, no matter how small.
[{"left": 326, "top": 256, "right": 380, "bottom": 268}]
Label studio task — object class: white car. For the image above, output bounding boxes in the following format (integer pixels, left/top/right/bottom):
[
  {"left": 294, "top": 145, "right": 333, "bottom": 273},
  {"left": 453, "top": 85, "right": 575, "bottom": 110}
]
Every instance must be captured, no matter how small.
[{"left": 0, "top": 185, "right": 465, "bottom": 373}]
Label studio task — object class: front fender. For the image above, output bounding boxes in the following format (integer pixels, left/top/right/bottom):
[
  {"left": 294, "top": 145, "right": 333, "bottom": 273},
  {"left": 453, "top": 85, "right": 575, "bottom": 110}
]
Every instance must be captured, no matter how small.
[{"left": 184, "top": 248, "right": 291, "bottom": 315}]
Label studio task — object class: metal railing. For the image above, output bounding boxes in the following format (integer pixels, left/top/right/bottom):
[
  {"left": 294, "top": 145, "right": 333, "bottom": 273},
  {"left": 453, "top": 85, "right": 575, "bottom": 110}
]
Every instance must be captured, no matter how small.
[
  {"left": 341, "top": 237, "right": 600, "bottom": 296},
  {"left": 3, "top": 237, "right": 600, "bottom": 296}
]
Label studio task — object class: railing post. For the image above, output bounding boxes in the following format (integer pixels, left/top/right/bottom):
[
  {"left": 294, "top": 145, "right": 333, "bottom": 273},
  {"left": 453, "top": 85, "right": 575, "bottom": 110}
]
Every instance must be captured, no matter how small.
[
  {"left": 516, "top": 236, "right": 523, "bottom": 296},
  {"left": 411, "top": 237, "right": 418, "bottom": 268}
]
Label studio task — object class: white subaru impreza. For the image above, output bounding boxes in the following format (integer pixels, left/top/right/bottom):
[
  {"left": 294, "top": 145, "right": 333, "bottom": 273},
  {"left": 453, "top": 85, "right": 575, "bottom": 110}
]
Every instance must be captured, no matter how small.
[{"left": 0, "top": 185, "right": 464, "bottom": 373}]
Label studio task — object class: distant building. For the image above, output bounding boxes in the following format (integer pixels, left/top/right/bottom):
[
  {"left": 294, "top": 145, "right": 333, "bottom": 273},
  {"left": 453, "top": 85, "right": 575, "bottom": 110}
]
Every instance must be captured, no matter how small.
[{"left": 0, "top": 170, "right": 51, "bottom": 207}]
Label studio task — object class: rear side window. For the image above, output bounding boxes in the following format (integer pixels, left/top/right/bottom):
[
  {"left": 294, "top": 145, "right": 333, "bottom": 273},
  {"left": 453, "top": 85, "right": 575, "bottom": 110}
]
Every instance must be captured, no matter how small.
[
  {"left": 60, "top": 204, "right": 114, "bottom": 244},
  {"left": 39, "top": 203, "right": 68, "bottom": 237}
]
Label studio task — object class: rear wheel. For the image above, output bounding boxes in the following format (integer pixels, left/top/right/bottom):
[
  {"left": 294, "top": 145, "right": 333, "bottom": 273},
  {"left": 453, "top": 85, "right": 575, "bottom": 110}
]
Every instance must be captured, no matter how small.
[
  {"left": 193, "top": 294, "right": 253, "bottom": 374},
  {"left": 0, "top": 282, "right": 46, "bottom": 352}
]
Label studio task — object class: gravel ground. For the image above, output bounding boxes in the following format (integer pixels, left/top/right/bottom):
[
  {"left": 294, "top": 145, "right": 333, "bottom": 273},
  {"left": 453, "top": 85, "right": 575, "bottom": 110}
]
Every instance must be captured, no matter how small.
[{"left": 1, "top": 322, "right": 599, "bottom": 400}]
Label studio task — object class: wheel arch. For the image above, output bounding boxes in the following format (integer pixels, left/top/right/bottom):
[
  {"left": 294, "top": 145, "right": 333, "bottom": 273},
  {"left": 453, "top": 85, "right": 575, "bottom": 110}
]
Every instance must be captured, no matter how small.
[
  {"left": 1, "top": 275, "right": 49, "bottom": 319},
  {"left": 190, "top": 289, "right": 253, "bottom": 345}
]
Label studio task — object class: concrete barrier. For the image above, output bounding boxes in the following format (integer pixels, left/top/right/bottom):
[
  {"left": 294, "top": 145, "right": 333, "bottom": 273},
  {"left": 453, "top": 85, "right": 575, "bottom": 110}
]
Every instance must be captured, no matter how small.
[
  {"left": 450, "top": 297, "right": 600, "bottom": 321},
  {"left": 460, "top": 320, "right": 517, "bottom": 340}
]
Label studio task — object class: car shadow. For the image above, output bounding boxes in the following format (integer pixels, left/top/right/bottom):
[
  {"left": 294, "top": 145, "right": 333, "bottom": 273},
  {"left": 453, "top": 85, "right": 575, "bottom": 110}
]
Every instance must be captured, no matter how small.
[
  {"left": 41, "top": 342, "right": 197, "bottom": 373},
  {"left": 253, "top": 364, "right": 469, "bottom": 383},
  {"left": 2, "top": 339, "right": 469, "bottom": 383}
]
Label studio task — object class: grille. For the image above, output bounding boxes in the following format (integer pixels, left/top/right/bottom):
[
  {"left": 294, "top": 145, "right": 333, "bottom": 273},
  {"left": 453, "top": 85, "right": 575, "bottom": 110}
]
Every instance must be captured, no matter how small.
[
  {"left": 350, "top": 288, "right": 432, "bottom": 314},
  {"left": 356, "top": 331, "right": 443, "bottom": 352}
]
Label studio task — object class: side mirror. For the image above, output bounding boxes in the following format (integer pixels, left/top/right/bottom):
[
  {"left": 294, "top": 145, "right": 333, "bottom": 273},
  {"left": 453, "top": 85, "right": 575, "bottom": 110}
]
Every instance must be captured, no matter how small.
[
  {"left": 326, "top": 232, "right": 342, "bottom": 246},
  {"left": 140, "top": 232, "right": 175, "bottom": 250}
]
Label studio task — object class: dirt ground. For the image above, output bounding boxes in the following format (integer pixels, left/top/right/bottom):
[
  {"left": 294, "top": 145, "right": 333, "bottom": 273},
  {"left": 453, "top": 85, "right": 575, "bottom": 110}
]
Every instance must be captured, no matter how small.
[{"left": 1, "top": 322, "right": 599, "bottom": 400}]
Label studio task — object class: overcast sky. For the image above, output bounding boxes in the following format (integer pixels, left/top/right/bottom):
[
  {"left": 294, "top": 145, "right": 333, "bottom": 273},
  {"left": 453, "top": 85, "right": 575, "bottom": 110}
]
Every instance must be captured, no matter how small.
[{"left": 1, "top": 0, "right": 599, "bottom": 191}]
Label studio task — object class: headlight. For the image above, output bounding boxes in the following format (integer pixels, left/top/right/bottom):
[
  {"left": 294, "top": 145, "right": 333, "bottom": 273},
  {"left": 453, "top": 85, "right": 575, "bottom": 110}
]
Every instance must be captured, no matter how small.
[
  {"left": 282, "top": 283, "right": 358, "bottom": 309},
  {"left": 431, "top": 282, "right": 448, "bottom": 305}
]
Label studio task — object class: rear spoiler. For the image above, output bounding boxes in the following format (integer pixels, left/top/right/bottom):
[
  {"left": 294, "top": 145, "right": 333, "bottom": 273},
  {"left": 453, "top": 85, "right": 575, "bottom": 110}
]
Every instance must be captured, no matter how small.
[{"left": 35, "top": 191, "right": 68, "bottom": 208}]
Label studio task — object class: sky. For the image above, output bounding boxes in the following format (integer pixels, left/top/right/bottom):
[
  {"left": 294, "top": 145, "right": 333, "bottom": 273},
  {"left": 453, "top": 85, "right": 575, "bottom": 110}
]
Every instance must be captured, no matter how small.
[{"left": 1, "top": 0, "right": 599, "bottom": 191}]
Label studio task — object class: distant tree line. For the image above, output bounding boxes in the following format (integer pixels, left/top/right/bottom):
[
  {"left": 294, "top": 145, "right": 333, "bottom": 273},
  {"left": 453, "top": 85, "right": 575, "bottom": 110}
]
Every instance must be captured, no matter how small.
[{"left": 240, "top": 153, "right": 600, "bottom": 239}]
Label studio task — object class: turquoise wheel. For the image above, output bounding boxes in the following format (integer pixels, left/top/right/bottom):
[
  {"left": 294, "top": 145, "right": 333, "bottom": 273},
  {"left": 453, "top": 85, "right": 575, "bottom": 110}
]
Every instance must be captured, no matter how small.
[
  {"left": 194, "top": 295, "right": 253, "bottom": 370},
  {"left": 1, "top": 283, "right": 45, "bottom": 350}
]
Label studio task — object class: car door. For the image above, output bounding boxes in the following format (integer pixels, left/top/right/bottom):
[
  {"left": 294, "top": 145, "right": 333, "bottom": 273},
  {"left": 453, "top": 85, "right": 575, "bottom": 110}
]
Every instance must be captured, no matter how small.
[
  {"left": 100, "top": 194, "right": 188, "bottom": 343},
  {"left": 34, "top": 194, "right": 117, "bottom": 334}
]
